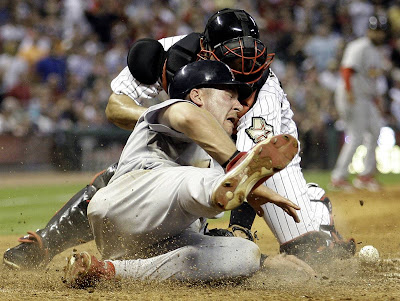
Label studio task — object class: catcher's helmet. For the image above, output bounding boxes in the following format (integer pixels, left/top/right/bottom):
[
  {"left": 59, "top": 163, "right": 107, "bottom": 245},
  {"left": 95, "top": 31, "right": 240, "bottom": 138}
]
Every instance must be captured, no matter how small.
[
  {"left": 201, "top": 8, "right": 274, "bottom": 84},
  {"left": 204, "top": 8, "right": 259, "bottom": 48},
  {"left": 168, "top": 60, "right": 252, "bottom": 101}
]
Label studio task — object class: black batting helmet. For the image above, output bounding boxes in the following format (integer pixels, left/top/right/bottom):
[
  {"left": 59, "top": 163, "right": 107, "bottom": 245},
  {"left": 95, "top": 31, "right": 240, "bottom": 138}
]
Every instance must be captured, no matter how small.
[
  {"left": 168, "top": 60, "right": 252, "bottom": 101},
  {"left": 201, "top": 8, "right": 274, "bottom": 84}
]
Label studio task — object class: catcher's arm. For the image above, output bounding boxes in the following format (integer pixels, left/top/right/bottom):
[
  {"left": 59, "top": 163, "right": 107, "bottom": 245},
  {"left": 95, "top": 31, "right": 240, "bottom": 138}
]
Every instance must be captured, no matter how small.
[
  {"left": 247, "top": 185, "right": 300, "bottom": 223},
  {"left": 106, "top": 93, "right": 148, "bottom": 130}
]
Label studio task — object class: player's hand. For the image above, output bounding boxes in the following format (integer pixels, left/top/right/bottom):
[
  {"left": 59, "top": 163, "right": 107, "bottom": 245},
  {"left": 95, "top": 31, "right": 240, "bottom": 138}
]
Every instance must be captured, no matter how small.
[
  {"left": 262, "top": 254, "right": 317, "bottom": 278},
  {"left": 247, "top": 185, "right": 300, "bottom": 223},
  {"left": 346, "top": 90, "right": 355, "bottom": 104}
]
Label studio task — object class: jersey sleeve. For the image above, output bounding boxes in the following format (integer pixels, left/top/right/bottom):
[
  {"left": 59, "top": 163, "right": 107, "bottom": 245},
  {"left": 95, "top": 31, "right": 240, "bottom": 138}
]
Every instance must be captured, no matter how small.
[
  {"left": 141, "top": 99, "right": 193, "bottom": 141},
  {"left": 110, "top": 66, "right": 164, "bottom": 106},
  {"left": 341, "top": 40, "right": 363, "bottom": 72}
]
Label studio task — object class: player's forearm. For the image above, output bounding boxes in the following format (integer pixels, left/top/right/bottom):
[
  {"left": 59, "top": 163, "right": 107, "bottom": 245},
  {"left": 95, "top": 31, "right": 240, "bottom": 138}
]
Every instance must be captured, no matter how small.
[
  {"left": 183, "top": 112, "right": 237, "bottom": 164},
  {"left": 106, "top": 93, "right": 147, "bottom": 130},
  {"left": 162, "top": 103, "right": 237, "bottom": 164}
]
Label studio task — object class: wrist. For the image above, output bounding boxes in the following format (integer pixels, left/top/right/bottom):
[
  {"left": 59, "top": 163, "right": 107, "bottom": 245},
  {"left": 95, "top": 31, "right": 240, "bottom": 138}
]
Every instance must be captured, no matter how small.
[{"left": 221, "top": 150, "right": 240, "bottom": 169}]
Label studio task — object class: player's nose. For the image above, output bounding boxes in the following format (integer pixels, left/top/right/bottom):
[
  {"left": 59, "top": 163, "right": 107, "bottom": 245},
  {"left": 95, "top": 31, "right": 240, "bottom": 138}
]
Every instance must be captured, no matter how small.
[{"left": 233, "top": 98, "right": 243, "bottom": 112}]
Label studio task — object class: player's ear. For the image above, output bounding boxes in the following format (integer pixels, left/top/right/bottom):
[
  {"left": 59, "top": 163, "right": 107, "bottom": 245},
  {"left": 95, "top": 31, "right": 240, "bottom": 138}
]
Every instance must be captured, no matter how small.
[{"left": 189, "top": 88, "right": 204, "bottom": 107}]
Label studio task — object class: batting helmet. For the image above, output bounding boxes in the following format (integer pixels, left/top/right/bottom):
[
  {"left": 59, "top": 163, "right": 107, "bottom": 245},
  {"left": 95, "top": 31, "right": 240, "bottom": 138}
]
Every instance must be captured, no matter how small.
[
  {"left": 168, "top": 60, "right": 252, "bottom": 101},
  {"left": 201, "top": 8, "right": 274, "bottom": 84}
]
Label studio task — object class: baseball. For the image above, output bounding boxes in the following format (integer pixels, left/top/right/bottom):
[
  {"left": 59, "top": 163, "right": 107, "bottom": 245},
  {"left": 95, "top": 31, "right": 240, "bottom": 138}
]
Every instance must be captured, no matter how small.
[{"left": 358, "top": 245, "right": 380, "bottom": 263}]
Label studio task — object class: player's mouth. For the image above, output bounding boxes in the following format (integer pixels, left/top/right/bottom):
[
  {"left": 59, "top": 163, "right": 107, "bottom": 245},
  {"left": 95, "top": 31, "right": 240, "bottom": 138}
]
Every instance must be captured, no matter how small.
[{"left": 226, "top": 115, "right": 238, "bottom": 125}]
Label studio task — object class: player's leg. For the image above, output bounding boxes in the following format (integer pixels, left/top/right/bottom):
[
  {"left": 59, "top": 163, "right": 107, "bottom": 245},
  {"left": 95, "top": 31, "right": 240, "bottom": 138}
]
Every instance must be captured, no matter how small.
[
  {"left": 353, "top": 103, "right": 383, "bottom": 190},
  {"left": 64, "top": 232, "right": 262, "bottom": 288},
  {"left": 331, "top": 100, "right": 367, "bottom": 187},
  {"left": 88, "top": 136, "right": 299, "bottom": 260},
  {"left": 3, "top": 163, "right": 118, "bottom": 270},
  {"left": 279, "top": 183, "right": 356, "bottom": 262},
  {"left": 222, "top": 164, "right": 355, "bottom": 263}
]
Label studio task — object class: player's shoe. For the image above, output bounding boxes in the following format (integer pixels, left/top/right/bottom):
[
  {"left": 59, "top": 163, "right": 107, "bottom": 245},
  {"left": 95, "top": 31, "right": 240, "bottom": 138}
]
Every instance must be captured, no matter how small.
[
  {"left": 281, "top": 195, "right": 356, "bottom": 264},
  {"left": 280, "top": 231, "right": 356, "bottom": 264},
  {"left": 3, "top": 231, "right": 50, "bottom": 270},
  {"left": 352, "top": 175, "right": 381, "bottom": 192},
  {"left": 212, "top": 134, "right": 298, "bottom": 210},
  {"left": 64, "top": 252, "right": 115, "bottom": 288},
  {"left": 327, "top": 178, "right": 354, "bottom": 192}
]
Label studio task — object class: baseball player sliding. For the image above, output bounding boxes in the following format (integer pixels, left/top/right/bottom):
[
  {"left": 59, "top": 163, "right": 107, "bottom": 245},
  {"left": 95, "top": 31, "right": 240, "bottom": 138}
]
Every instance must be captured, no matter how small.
[
  {"left": 64, "top": 60, "right": 315, "bottom": 287},
  {"left": 3, "top": 9, "right": 354, "bottom": 271},
  {"left": 330, "top": 15, "right": 387, "bottom": 192}
]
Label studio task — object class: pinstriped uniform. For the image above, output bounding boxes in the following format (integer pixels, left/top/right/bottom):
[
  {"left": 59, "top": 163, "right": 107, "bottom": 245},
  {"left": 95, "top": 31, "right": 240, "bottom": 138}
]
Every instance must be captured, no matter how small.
[
  {"left": 110, "top": 35, "right": 331, "bottom": 245},
  {"left": 235, "top": 70, "right": 330, "bottom": 244}
]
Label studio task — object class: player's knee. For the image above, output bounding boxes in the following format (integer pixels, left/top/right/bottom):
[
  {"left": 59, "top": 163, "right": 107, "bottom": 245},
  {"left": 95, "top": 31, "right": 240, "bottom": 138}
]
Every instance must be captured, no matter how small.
[
  {"left": 223, "top": 238, "right": 261, "bottom": 277},
  {"left": 349, "top": 135, "right": 363, "bottom": 147}
]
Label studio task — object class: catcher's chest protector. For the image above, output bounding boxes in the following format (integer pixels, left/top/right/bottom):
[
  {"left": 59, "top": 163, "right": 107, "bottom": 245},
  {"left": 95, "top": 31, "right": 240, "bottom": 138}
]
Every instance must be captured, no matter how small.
[{"left": 162, "top": 32, "right": 203, "bottom": 91}]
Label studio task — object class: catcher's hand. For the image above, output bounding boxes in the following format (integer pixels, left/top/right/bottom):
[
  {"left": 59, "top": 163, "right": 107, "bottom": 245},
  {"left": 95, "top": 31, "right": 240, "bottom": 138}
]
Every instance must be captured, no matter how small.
[{"left": 247, "top": 185, "right": 300, "bottom": 223}]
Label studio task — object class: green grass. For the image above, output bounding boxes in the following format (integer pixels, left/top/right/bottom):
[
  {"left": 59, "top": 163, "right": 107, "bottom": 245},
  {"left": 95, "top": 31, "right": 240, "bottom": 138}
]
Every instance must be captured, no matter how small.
[
  {"left": 0, "top": 184, "right": 84, "bottom": 236},
  {"left": 303, "top": 170, "right": 400, "bottom": 190},
  {"left": 1, "top": 171, "right": 399, "bottom": 236}
]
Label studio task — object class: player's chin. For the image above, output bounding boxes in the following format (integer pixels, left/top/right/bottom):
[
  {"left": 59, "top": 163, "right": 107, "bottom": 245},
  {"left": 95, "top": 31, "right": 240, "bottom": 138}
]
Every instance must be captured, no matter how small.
[{"left": 223, "top": 121, "right": 234, "bottom": 135}]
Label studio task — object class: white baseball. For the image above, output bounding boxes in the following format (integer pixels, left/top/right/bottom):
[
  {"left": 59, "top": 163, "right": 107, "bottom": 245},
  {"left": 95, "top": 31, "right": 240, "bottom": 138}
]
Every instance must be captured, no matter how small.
[{"left": 358, "top": 245, "right": 380, "bottom": 263}]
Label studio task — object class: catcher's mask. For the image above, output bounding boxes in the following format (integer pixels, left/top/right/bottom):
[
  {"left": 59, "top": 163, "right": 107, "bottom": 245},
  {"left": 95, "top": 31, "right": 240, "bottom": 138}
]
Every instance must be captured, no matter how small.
[{"left": 199, "top": 36, "right": 274, "bottom": 84}]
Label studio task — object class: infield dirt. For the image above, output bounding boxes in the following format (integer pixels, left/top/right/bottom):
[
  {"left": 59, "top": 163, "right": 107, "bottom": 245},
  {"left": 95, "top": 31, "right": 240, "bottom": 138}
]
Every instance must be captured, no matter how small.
[{"left": 0, "top": 173, "right": 399, "bottom": 300}]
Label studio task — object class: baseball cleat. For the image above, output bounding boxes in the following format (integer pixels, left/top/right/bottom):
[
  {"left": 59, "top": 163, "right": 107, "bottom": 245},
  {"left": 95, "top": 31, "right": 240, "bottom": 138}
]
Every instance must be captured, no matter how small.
[
  {"left": 212, "top": 134, "right": 298, "bottom": 210},
  {"left": 327, "top": 179, "right": 354, "bottom": 192},
  {"left": 352, "top": 175, "right": 381, "bottom": 192},
  {"left": 64, "top": 252, "right": 115, "bottom": 289},
  {"left": 3, "top": 231, "right": 50, "bottom": 270},
  {"left": 280, "top": 231, "right": 356, "bottom": 264},
  {"left": 281, "top": 195, "right": 356, "bottom": 264}
]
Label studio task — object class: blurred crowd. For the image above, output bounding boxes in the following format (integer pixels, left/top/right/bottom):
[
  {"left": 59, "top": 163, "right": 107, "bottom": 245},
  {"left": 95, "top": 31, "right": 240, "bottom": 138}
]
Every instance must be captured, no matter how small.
[{"left": 1, "top": 0, "right": 400, "bottom": 169}]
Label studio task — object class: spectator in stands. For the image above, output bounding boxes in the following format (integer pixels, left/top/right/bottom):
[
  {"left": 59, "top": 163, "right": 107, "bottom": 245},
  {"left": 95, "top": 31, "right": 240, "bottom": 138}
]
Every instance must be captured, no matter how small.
[{"left": 36, "top": 40, "right": 67, "bottom": 92}]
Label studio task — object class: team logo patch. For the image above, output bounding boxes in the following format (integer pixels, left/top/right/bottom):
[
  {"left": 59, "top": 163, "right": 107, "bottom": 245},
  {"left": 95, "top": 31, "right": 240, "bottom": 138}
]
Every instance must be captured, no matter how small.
[{"left": 245, "top": 117, "right": 274, "bottom": 143}]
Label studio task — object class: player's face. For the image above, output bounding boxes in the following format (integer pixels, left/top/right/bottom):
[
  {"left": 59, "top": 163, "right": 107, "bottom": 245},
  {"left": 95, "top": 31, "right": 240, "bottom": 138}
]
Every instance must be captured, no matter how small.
[
  {"left": 368, "top": 29, "right": 386, "bottom": 45},
  {"left": 201, "top": 87, "right": 243, "bottom": 135}
]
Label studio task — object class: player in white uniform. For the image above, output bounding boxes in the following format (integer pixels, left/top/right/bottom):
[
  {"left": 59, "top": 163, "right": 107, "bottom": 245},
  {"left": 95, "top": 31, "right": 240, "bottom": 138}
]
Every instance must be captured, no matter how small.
[
  {"left": 3, "top": 8, "right": 354, "bottom": 270},
  {"left": 330, "top": 15, "right": 387, "bottom": 192},
  {"left": 64, "top": 60, "right": 309, "bottom": 287}
]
